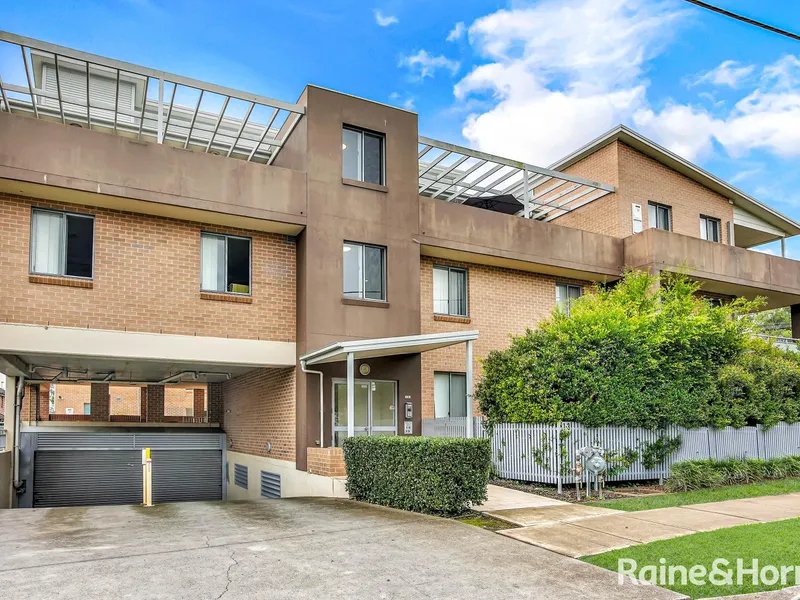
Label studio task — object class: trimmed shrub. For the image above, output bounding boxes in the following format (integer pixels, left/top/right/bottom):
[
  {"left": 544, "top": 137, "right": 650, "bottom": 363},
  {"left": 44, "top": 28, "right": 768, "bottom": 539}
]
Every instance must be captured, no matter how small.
[
  {"left": 342, "top": 436, "right": 491, "bottom": 515},
  {"left": 666, "top": 456, "right": 800, "bottom": 492}
]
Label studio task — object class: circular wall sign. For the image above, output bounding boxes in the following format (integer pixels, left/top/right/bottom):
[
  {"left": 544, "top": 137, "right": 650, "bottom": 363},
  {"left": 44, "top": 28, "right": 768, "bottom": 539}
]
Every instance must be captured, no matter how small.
[{"left": 359, "top": 363, "right": 371, "bottom": 376}]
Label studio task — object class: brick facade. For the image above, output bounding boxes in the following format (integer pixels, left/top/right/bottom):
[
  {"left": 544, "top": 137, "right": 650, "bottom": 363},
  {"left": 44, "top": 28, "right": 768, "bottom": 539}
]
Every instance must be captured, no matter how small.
[
  {"left": 222, "top": 368, "right": 295, "bottom": 462},
  {"left": 420, "top": 256, "right": 592, "bottom": 418},
  {"left": 0, "top": 194, "right": 296, "bottom": 342},
  {"left": 193, "top": 389, "right": 206, "bottom": 418},
  {"left": 89, "top": 383, "right": 110, "bottom": 421},
  {"left": 145, "top": 385, "right": 165, "bottom": 423},
  {"left": 306, "top": 447, "right": 346, "bottom": 477},
  {"left": 208, "top": 382, "right": 224, "bottom": 425}
]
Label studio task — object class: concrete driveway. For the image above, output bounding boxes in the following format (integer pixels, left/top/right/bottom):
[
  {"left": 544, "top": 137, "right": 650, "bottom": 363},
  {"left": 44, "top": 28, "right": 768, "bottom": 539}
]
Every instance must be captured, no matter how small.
[{"left": 0, "top": 499, "right": 684, "bottom": 599}]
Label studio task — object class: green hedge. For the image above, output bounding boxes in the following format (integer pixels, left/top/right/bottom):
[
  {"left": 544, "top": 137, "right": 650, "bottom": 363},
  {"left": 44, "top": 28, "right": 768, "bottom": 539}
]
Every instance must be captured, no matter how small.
[
  {"left": 342, "top": 436, "right": 491, "bottom": 515},
  {"left": 666, "top": 456, "right": 800, "bottom": 492}
]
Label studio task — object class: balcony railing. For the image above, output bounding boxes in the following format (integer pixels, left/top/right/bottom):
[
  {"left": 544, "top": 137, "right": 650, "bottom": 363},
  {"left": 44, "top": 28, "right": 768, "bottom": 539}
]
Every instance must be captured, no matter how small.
[{"left": 757, "top": 334, "right": 799, "bottom": 352}]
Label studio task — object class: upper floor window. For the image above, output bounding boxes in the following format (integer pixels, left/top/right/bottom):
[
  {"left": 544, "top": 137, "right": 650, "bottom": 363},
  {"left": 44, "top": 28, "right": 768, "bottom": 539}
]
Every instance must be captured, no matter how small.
[
  {"left": 201, "top": 233, "right": 251, "bottom": 295},
  {"left": 433, "top": 265, "right": 468, "bottom": 317},
  {"left": 556, "top": 283, "right": 582, "bottom": 316},
  {"left": 30, "top": 208, "right": 94, "bottom": 279},
  {"left": 343, "top": 242, "right": 386, "bottom": 301},
  {"left": 342, "top": 126, "right": 385, "bottom": 185},
  {"left": 700, "top": 215, "right": 721, "bottom": 243},
  {"left": 434, "top": 372, "right": 467, "bottom": 418},
  {"left": 648, "top": 202, "right": 672, "bottom": 231}
]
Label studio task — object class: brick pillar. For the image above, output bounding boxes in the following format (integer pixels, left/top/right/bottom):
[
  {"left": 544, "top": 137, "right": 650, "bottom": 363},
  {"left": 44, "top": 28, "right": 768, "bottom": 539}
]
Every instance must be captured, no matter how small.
[
  {"left": 35, "top": 384, "right": 50, "bottom": 421},
  {"left": 792, "top": 305, "right": 800, "bottom": 340},
  {"left": 207, "top": 382, "right": 223, "bottom": 425},
  {"left": 140, "top": 387, "right": 148, "bottom": 421},
  {"left": 146, "top": 385, "right": 165, "bottom": 423},
  {"left": 90, "top": 383, "right": 110, "bottom": 421},
  {"left": 193, "top": 389, "right": 205, "bottom": 419}
]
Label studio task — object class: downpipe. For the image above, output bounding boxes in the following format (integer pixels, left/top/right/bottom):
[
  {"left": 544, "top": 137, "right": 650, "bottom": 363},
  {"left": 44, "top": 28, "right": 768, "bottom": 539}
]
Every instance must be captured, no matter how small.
[
  {"left": 13, "top": 377, "right": 25, "bottom": 494},
  {"left": 300, "top": 360, "right": 325, "bottom": 448}
]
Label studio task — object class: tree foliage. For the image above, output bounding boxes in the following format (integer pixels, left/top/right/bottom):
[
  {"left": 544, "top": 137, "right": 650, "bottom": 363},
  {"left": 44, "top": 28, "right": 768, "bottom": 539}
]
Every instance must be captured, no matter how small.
[{"left": 476, "top": 270, "right": 800, "bottom": 429}]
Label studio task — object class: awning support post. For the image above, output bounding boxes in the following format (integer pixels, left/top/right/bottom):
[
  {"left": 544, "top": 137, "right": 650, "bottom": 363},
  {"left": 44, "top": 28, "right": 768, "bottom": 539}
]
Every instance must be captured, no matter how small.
[
  {"left": 346, "top": 351, "right": 355, "bottom": 439},
  {"left": 466, "top": 340, "right": 474, "bottom": 438}
]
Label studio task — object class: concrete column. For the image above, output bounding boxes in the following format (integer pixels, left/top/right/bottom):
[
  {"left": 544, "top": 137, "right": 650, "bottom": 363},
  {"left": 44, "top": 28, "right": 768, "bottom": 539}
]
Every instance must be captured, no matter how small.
[
  {"left": 90, "top": 383, "right": 110, "bottom": 421},
  {"left": 193, "top": 389, "right": 205, "bottom": 419},
  {"left": 145, "top": 385, "right": 165, "bottom": 423},
  {"left": 792, "top": 305, "right": 800, "bottom": 340},
  {"left": 207, "top": 382, "right": 224, "bottom": 425}
]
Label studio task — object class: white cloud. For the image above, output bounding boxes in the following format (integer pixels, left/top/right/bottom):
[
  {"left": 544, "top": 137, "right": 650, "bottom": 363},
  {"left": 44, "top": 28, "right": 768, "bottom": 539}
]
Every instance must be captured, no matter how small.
[
  {"left": 447, "top": 22, "right": 466, "bottom": 42},
  {"left": 374, "top": 9, "right": 398, "bottom": 27},
  {"left": 633, "top": 104, "right": 720, "bottom": 160},
  {"left": 389, "top": 92, "right": 416, "bottom": 110},
  {"left": 400, "top": 50, "right": 460, "bottom": 79},
  {"left": 452, "top": 0, "right": 687, "bottom": 165},
  {"left": 691, "top": 60, "right": 755, "bottom": 88}
]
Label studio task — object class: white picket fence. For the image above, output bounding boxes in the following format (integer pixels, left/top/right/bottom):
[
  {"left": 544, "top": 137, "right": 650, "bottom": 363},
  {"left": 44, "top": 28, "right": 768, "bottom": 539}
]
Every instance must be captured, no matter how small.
[{"left": 421, "top": 418, "right": 800, "bottom": 485}]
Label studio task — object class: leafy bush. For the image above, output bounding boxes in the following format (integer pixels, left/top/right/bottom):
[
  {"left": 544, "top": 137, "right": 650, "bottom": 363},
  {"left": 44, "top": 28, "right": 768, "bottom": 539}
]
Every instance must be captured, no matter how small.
[
  {"left": 666, "top": 456, "right": 800, "bottom": 492},
  {"left": 475, "top": 269, "right": 800, "bottom": 430},
  {"left": 342, "top": 436, "right": 491, "bottom": 515}
]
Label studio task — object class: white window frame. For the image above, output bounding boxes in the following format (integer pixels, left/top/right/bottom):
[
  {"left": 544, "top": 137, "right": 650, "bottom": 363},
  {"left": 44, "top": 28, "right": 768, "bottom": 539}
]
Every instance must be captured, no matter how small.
[
  {"left": 343, "top": 241, "right": 387, "bottom": 301},
  {"left": 648, "top": 202, "right": 672, "bottom": 232},
  {"left": 29, "top": 207, "right": 95, "bottom": 279},
  {"left": 700, "top": 215, "right": 721, "bottom": 243},
  {"left": 342, "top": 126, "right": 385, "bottom": 185},
  {"left": 200, "top": 232, "right": 252, "bottom": 296},
  {"left": 556, "top": 282, "right": 583, "bottom": 316},
  {"left": 433, "top": 265, "right": 468, "bottom": 317},
  {"left": 434, "top": 372, "right": 468, "bottom": 418}
]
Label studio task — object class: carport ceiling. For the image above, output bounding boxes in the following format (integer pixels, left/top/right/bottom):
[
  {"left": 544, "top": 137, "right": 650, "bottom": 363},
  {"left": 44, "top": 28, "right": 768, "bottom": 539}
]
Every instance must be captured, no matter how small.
[{"left": 15, "top": 353, "right": 259, "bottom": 384}]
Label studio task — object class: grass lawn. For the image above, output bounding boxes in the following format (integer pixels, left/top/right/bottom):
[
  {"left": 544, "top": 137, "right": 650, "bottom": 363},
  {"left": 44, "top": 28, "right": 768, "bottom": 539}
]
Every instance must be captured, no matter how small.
[
  {"left": 587, "top": 478, "right": 800, "bottom": 512},
  {"left": 583, "top": 519, "right": 800, "bottom": 599}
]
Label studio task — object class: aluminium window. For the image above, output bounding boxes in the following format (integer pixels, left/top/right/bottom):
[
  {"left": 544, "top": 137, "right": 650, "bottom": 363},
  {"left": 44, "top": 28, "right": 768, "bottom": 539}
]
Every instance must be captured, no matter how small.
[
  {"left": 700, "top": 215, "right": 721, "bottom": 243},
  {"left": 342, "top": 126, "right": 385, "bottom": 185},
  {"left": 434, "top": 372, "right": 467, "bottom": 418},
  {"left": 648, "top": 202, "right": 672, "bottom": 231},
  {"left": 343, "top": 242, "right": 386, "bottom": 301},
  {"left": 30, "top": 208, "right": 94, "bottom": 278},
  {"left": 433, "top": 265, "right": 468, "bottom": 317},
  {"left": 200, "top": 233, "right": 251, "bottom": 294},
  {"left": 556, "top": 283, "right": 582, "bottom": 316},
  {"left": 83, "top": 403, "right": 91, "bottom": 415}
]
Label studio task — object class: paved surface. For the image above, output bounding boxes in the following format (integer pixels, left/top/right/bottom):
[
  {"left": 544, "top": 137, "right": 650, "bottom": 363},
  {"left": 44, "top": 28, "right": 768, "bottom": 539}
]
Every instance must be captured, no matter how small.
[
  {"left": 474, "top": 484, "right": 566, "bottom": 512},
  {"left": 485, "top": 503, "right": 621, "bottom": 526},
  {"left": 699, "top": 586, "right": 800, "bottom": 599},
  {"left": 496, "top": 492, "right": 800, "bottom": 558},
  {"left": 0, "top": 498, "right": 685, "bottom": 599}
]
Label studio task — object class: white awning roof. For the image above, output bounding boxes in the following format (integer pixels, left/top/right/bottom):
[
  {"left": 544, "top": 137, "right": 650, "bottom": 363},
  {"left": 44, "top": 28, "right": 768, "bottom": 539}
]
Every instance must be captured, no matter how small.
[{"left": 300, "top": 331, "right": 479, "bottom": 365}]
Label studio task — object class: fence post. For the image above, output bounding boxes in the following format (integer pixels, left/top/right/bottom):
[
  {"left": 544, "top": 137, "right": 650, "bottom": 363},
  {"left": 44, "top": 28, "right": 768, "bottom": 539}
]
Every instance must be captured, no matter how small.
[{"left": 556, "top": 425, "right": 563, "bottom": 494}]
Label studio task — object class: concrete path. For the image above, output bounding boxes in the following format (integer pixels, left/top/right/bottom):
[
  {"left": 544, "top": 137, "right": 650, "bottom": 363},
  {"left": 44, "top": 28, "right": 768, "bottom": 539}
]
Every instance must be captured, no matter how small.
[
  {"left": 495, "top": 492, "right": 800, "bottom": 558},
  {"left": 0, "top": 498, "right": 685, "bottom": 600},
  {"left": 474, "top": 483, "right": 567, "bottom": 512}
]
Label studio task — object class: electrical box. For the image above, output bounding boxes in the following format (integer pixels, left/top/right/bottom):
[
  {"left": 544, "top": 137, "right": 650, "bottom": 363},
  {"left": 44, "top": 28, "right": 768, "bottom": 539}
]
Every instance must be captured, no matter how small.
[
  {"left": 632, "top": 204, "right": 643, "bottom": 234},
  {"left": 404, "top": 421, "right": 413, "bottom": 434}
]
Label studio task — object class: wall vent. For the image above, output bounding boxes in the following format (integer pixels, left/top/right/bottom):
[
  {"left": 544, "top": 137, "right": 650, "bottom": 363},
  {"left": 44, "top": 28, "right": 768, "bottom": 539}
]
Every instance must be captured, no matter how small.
[
  {"left": 260, "top": 471, "right": 281, "bottom": 499},
  {"left": 233, "top": 463, "right": 248, "bottom": 489}
]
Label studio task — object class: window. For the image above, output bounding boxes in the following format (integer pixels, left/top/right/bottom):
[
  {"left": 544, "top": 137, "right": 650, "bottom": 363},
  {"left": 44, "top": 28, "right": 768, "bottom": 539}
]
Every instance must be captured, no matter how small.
[
  {"left": 700, "top": 215, "right": 721, "bottom": 243},
  {"left": 200, "top": 233, "right": 251, "bottom": 294},
  {"left": 30, "top": 208, "right": 94, "bottom": 278},
  {"left": 342, "top": 126, "right": 385, "bottom": 185},
  {"left": 434, "top": 372, "right": 467, "bottom": 418},
  {"left": 648, "top": 202, "right": 672, "bottom": 231},
  {"left": 433, "top": 266, "right": 468, "bottom": 317},
  {"left": 83, "top": 403, "right": 91, "bottom": 415},
  {"left": 343, "top": 242, "right": 386, "bottom": 301},
  {"left": 556, "top": 283, "right": 582, "bottom": 316}
]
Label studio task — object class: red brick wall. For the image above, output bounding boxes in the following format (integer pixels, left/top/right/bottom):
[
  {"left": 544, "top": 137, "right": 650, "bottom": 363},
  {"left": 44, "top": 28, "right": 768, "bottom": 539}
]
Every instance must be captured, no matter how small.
[
  {"left": 208, "top": 382, "right": 224, "bottom": 425},
  {"left": 0, "top": 194, "right": 296, "bottom": 342},
  {"left": 222, "top": 368, "right": 296, "bottom": 462},
  {"left": 420, "top": 256, "right": 592, "bottom": 418},
  {"left": 193, "top": 389, "right": 205, "bottom": 418},
  {"left": 146, "top": 385, "right": 164, "bottom": 423},
  {"left": 90, "top": 383, "right": 109, "bottom": 421},
  {"left": 306, "top": 447, "right": 346, "bottom": 477}
]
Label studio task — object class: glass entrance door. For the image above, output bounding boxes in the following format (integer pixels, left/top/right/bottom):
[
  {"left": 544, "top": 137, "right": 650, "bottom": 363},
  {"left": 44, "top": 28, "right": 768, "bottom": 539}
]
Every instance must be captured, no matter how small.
[{"left": 333, "top": 380, "right": 397, "bottom": 447}]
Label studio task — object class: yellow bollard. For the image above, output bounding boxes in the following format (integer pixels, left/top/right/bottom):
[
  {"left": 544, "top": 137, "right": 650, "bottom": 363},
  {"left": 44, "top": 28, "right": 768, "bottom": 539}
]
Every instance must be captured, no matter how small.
[{"left": 142, "top": 447, "right": 153, "bottom": 507}]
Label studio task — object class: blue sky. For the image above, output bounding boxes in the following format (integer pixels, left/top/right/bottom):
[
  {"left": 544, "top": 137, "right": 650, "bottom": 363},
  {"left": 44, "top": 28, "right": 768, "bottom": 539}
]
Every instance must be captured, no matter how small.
[{"left": 1, "top": 0, "right": 800, "bottom": 254}]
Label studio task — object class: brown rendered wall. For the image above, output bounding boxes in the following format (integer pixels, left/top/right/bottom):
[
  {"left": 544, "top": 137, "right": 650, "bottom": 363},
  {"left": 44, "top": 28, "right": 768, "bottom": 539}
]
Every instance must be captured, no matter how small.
[
  {"left": 420, "top": 257, "right": 590, "bottom": 418},
  {"left": 0, "top": 194, "right": 296, "bottom": 342},
  {"left": 222, "top": 368, "right": 296, "bottom": 462}
]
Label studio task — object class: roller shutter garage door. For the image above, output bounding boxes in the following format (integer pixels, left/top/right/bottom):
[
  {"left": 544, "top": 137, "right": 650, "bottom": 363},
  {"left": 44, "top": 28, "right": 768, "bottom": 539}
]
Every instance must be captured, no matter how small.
[{"left": 32, "top": 432, "right": 223, "bottom": 508}]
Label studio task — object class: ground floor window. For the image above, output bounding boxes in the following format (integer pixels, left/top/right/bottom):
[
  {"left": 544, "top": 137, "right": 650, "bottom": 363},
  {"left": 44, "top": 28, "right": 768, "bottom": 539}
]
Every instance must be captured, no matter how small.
[{"left": 434, "top": 372, "right": 467, "bottom": 418}]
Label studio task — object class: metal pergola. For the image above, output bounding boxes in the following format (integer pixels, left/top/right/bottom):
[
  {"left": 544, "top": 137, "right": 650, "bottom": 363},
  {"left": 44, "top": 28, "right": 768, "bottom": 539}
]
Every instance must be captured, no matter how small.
[
  {"left": 418, "top": 137, "right": 615, "bottom": 221},
  {"left": 0, "top": 31, "right": 304, "bottom": 165}
]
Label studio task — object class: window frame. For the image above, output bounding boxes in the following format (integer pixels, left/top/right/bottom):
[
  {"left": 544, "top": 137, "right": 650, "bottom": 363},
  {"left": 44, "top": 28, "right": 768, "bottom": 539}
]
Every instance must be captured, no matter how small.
[
  {"left": 700, "top": 215, "right": 721, "bottom": 243},
  {"left": 342, "top": 125, "right": 386, "bottom": 186},
  {"left": 432, "top": 265, "right": 469, "bottom": 317},
  {"left": 29, "top": 207, "right": 96, "bottom": 280},
  {"left": 342, "top": 241, "right": 387, "bottom": 302},
  {"left": 648, "top": 202, "right": 672, "bottom": 232},
  {"left": 556, "top": 282, "right": 583, "bottom": 316},
  {"left": 199, "top": 231, "right": 253, "bottom": 296},
  {"left": 433, "top": 371, "right": 468, "bottom": 418}
]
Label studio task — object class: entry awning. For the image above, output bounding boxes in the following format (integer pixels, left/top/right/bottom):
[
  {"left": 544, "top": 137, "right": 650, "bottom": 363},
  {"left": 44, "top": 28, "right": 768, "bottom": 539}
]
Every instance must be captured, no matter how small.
[{"left": 300, "top": 331, "right": 479, "bottom": 365}]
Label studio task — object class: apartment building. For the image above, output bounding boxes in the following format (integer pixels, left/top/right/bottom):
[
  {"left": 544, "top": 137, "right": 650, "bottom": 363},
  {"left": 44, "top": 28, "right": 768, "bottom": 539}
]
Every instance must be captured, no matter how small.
[{"left": 1, "top": 31, "right": 799, "bottom": 508}]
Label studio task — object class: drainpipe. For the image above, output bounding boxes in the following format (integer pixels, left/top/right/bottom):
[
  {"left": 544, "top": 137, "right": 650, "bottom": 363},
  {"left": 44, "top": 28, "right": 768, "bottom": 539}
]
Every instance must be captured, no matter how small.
[
  {"left": 13, "top": 376, "right": 25, "bottom": 493},
  {"left": 300, "top": 360, "right": 325, "bottom": 448}
]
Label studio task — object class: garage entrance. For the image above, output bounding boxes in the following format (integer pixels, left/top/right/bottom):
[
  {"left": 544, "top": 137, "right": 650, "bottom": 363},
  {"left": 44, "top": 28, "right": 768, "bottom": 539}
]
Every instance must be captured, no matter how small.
[{"left": 26, "top": 431, "right": 224, "bottom": 508}]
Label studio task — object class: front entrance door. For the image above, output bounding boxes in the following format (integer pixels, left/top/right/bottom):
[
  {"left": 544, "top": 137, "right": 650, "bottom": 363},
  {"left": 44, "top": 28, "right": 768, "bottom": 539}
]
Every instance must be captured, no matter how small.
[{"left": 332, "top": 380, "right": 397, "bottom": 447}]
